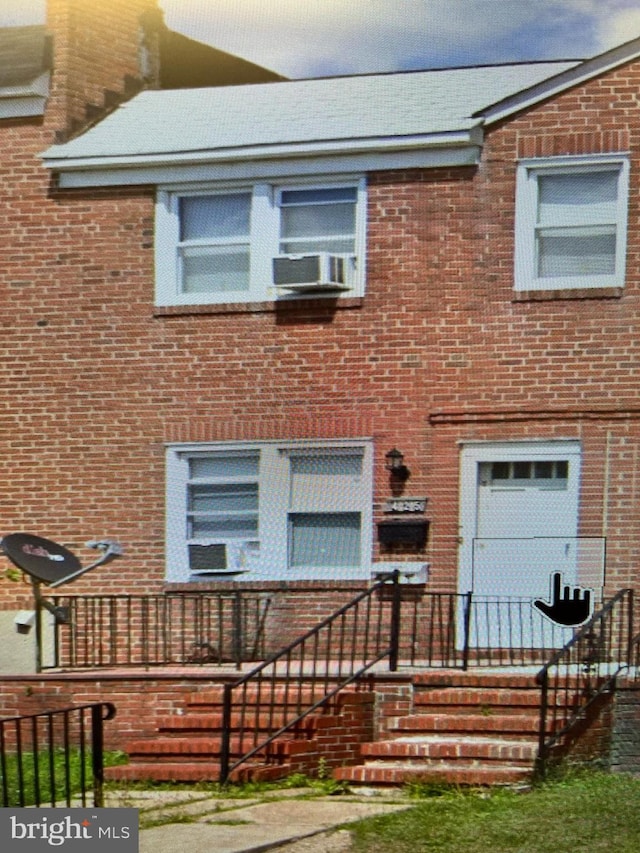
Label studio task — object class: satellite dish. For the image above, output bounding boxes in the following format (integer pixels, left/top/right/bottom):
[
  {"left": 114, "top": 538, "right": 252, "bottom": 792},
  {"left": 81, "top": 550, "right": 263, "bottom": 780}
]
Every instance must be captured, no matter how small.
[
  {"left": 1, "top": 532, "right": 123, "bottom": 673},
  {"left": 1, "top": 532, "right": 123, "bottom": 588},
  {"left": 2, "top": 533, "right": 82, "bottom": 586}
]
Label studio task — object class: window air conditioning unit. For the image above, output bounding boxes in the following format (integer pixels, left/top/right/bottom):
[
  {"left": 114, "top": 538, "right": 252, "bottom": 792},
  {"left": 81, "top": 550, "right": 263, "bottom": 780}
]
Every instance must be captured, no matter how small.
[
  {"left": 273, "top": 253, "right": 353, "bottom": 293},
  {"left": 189, "top": 544, "right": 228, "bottom": 575},
  {"left": 188, "top": 542, "right": 256, "bottom": 575}
]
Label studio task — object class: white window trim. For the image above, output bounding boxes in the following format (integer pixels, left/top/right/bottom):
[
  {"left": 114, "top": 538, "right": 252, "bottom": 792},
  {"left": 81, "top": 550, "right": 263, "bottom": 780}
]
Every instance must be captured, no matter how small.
[
  {"left": 514, "top": 154, "right": 630, "bottom": 292},
  {"left": 155, "top": 177, "right": 367, "bottom": 306},
  {"left": 165, "top": 440, "right": 373, "bottom": 582}
]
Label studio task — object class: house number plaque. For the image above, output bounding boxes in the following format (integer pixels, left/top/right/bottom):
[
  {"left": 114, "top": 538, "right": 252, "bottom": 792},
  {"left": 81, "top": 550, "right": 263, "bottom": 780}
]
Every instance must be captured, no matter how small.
[{"left": 383, "top": 497, "right": 427, "bottom": 514}]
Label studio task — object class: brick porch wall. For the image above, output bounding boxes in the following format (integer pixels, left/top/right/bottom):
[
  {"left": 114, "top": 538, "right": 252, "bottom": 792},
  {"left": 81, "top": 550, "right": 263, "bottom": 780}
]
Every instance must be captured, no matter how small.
[{"left": 610, "top": 686, "right": 640, "bottom": 774}]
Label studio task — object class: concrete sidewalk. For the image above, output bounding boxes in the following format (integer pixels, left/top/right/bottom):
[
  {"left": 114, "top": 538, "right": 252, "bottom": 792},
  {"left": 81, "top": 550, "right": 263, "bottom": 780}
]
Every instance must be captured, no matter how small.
[{"left": 104, "top": 787, "right": 412, "bottom": 853}]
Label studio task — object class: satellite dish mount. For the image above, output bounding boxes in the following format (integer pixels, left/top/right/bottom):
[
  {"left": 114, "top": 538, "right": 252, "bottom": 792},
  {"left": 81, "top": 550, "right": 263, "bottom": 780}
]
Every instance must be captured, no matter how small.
[{"left": 1, "top": 533, "right": 123, "bottom": 672}]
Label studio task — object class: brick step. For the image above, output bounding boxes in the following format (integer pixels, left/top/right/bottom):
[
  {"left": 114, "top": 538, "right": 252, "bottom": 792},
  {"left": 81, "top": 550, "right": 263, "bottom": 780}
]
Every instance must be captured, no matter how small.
[
  {"left": 124, "top": 734, "right": 316, "bottom": 760},
  {"left": 393, "top": 713, "right": 540, "bottom": 736},
  {"left": 159, "top": 711, "right": 330, "bottom": 734},
  {"left": 333, "top": 761, "right": 532, "bottom": 786},
  {"left": 360, "top": 736, "right": 537, "bottom": 764},
  {"left": 105, "top": 762, "right": 220, "bottom": 783},
  {"left": 105, "top": 760, "right": 291, "bottom": 784},
  {"left": 187, "top": 683, "right": 338, "bottom": 705},
  {"left": 124, "top": 736, "right": 253, "bottom": 758},
  {"left": 411, "top": 672, "right": 541, "bottom": 689},
  {"left": 413, "top": 687, "right": 545, "bottom": 711},
  {"left": 187, "top": 687, "right": 338, "bottom": 709},
  {"left": 409, "top": 704, "right": 541, "bottom": 718}
]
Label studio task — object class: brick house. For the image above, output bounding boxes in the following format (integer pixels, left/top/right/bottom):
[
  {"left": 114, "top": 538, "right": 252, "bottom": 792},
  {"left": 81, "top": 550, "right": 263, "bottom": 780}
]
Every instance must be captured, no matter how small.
[
  {"left": 0, "top": 0, "right": 282, "bottom": 613},
  {"left": 2, "top": 7, "right": 640, "bottom": 786},
  {"left": 29, "top": 33, "right": 639, "bottom": 624}
]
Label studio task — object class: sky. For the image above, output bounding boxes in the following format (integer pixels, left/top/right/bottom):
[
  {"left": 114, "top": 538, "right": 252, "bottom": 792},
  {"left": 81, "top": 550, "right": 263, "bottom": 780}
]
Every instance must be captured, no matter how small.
[{"left": 1, "top": 0, "right": 640, "bottom": 78}]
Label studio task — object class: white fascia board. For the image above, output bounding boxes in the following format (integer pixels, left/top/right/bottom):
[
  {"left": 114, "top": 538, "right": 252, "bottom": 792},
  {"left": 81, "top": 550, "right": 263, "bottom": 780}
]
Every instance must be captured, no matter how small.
[
  {"left": 482, "top": 42, "right": 640, "bottom": 125},
  {"left": 54, "top": 146, "right": 482, "bottom": 188},
  {"left": 0, "top": 71, "right": 49, "bottom": 119},
  {"left": 45, "top": 126, "right": 484, "bottom": 188},
  {"left": 0, "top": 95, "right": 46, "bottom": 118}
]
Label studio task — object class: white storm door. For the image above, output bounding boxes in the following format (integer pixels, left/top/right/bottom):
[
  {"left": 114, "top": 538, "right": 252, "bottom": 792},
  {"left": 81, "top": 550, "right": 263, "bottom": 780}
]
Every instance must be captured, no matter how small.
[
  {"left": 458, "top": 442, "right": 582, "bottom": 648},
  {"left": 473, "top": 455, "right": 580, "bottom": 598}
]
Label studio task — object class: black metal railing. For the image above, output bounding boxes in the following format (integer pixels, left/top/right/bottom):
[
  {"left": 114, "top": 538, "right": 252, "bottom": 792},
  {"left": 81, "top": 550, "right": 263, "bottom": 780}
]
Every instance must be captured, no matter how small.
[
  {"left": 219, "top": 572, "right": 402, "bottom": 783},
  {"left": 402, "top": 592, "right": 587, "bottom": 669},
  {"left": 464, "top": 595, "right": 583, "bottom": 667},
  {"left": 0, "top": 702, "right": 116, "bottom": 807},
  {"left": 535, "top": 588, "right": 634, "bottom": 777},
  {"left": 46, "top": 593, "right": 271, "bottom": 669},
  {"left": 42, "top": 588, "right": 606, "bottom": 672},
  {"left": 627, "top": 625, "right": 640, "bottom": 680},
  {"left": 398, "top": 590, "right": 467, "bottom": 668}
]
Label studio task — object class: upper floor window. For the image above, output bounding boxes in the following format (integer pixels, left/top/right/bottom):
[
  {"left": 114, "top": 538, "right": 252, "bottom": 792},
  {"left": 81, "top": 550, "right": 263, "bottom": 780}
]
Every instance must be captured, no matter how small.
[
  {"left": 514, "top": 155, "right": 629, "bottom": 292},
  {"left": 156, "top": 179, "right": 366, "bottom": 306},
  {"left": 180, "top": 193, "right": 252, "bottom": 296}
]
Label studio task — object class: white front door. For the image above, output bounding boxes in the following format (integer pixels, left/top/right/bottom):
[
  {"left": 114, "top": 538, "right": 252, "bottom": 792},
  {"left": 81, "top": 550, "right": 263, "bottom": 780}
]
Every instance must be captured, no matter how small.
[
  {"left": 473, "top": 455, "right": 580, "bottom": 597},
  {"left": 458, "top": 441, "right": 588, "bottom": 647}
]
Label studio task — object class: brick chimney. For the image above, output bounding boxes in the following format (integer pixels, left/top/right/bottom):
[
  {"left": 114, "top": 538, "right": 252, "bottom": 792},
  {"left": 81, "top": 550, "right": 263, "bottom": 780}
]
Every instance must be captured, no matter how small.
[{"left": 45, "top": 0, "right": 164, "bottom": 141}]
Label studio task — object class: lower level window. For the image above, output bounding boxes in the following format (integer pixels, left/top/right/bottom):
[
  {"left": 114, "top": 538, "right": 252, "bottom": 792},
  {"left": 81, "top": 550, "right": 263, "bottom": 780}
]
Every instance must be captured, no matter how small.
[
  {"left": 289, "top": 512, "right": 361, "bottom": 569},
  {"left": 166, "top": 441, "right": 372, "bottom": 581}
]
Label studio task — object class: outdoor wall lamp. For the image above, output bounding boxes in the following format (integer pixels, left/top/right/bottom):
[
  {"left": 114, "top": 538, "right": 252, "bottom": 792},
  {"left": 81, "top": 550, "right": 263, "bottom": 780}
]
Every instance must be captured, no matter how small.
[{"left": 385, "top": 447, "right": 410, "bottom": 482}]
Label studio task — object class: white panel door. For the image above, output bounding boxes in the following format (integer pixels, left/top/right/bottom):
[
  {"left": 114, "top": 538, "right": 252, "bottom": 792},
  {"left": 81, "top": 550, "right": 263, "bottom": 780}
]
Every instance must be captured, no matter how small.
[
  {"left": 473, "top": 457, "right": 579, "bottom": 598},
  {"left": 458, "top": 442, "right": 583, "bottom": 649}
]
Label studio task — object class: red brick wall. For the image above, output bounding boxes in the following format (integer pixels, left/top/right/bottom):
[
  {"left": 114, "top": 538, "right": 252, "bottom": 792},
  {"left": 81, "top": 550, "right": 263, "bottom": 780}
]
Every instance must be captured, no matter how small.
[
  {"left": 2, "top": 51, "right": 640, "bottom": 605},
  {"left": 551, "top": 693, "right": 614, "bottom": 770},
  {"left": 45, "top": 0, "right": 161, "bottom": 138},
  {"left": 0, "top": 2, "right": 162, "bottom": 607},
  {"left": 0, "top": 674, "right": 378, "bottom": 766},
  {"left": 0, "top": 673, "right": 199, "bottom": 751}
]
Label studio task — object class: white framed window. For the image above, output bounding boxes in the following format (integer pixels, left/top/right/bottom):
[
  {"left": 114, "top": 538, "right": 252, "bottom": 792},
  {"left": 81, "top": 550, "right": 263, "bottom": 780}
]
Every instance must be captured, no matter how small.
[
  {"left": 156, "top": 178, "right": 366, "bottom": 306},
  {"left": 165, "top": 441, "right": 373, "bottom": 581},
  {"left": 514, "top": 155, "right": 629, "bottom": 292}
]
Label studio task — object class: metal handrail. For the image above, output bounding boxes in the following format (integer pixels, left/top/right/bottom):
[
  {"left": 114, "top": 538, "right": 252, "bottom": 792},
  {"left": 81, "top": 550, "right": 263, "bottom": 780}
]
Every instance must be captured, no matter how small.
[
  {"left": 0, "top": 702, "right": 116, "bottom": 807},
  {"left": 219, "top": 572, "right": 401, "bottom": 783},
  {"left": 535, "top": 588, "right": 633, "bottom": 776}
]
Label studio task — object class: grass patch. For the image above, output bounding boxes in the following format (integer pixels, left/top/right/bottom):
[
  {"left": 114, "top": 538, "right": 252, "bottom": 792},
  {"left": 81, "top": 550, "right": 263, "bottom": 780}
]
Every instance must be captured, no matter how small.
[
  {"left": 1, "top": 749, "right": 126, "bottom": 807},
  {"left": 204, "top": 818, "right": 253, "bottom": 825},
  {"left": 348, "top": 772, "right": 640, "bottom": 853}
]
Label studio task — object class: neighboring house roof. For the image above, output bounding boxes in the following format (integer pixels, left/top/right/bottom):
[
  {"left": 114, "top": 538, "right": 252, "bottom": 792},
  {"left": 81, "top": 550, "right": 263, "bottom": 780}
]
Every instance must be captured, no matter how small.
[
  {"left": 0, "top": 25, "right": 52, "bottom": 118},
  {"left": 0, "top": 24, "right": 51, "bottom": 87},
  {"left": 41, "top": 34, "right": 640, "bottom": 187},
  {"left": 159, "top": 30, "right": 284, "bottom": 88},
  {"left": 0, "top": 21, "right": 281, "bottom": 125},
  {"left": 42, "top": 61, "right": 576, "bottom": 184}
]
